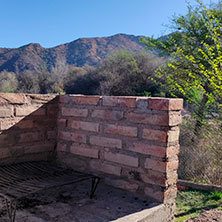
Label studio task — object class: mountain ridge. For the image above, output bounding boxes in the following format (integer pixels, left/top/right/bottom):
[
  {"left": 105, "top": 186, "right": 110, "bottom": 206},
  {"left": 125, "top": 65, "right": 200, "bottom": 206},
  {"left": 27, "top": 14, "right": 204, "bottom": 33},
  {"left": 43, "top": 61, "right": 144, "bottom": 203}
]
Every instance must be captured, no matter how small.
[{"left": 0, "top": 33, "right": 147, "bottom": 74}]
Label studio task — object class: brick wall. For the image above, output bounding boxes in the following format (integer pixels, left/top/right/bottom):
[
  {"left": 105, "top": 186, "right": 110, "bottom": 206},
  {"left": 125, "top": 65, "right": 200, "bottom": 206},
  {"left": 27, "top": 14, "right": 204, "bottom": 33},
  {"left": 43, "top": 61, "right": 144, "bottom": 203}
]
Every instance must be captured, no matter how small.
[
  {"left": 0, "top": 93, "right": 58, "bottom": 164},
  {"left": 57, "top": 95, "right": 183, "bottom": 204},
  {"left": 0, "top": 93, "right": 183, "bottom": 207}
]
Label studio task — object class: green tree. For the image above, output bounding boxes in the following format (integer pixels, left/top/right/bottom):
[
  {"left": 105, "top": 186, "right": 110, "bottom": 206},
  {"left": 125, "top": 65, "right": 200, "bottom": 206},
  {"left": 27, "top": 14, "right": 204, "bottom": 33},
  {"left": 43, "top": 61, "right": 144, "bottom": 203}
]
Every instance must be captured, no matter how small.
[{"left": 141, "top": 0, "right": 222, "bottom": 135}]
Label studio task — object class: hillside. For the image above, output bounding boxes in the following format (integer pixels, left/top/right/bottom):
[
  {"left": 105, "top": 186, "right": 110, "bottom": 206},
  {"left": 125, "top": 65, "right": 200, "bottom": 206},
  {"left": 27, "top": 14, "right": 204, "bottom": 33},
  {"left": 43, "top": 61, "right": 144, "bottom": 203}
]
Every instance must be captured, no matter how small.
[{"left": 0, "top": 34, "right": 146, "bottom": 74}]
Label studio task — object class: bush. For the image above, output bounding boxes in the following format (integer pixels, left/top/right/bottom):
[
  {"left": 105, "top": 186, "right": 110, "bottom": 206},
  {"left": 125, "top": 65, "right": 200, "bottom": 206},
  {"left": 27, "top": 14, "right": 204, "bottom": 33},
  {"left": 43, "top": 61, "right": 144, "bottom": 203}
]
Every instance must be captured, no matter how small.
[
  {"left": 0, "top": 71, "right": 18, "bottom": 92},
  {"left": 67, "top": 51, "right": 164, "bottom": 96}
]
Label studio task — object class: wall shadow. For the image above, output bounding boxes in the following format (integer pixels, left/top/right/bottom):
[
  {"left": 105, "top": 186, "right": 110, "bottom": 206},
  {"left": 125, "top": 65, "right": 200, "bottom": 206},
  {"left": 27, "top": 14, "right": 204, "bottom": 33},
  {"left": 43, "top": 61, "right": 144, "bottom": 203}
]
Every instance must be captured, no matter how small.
[{"left": 0, "top": 94, "right": 59, "bottom": 165}]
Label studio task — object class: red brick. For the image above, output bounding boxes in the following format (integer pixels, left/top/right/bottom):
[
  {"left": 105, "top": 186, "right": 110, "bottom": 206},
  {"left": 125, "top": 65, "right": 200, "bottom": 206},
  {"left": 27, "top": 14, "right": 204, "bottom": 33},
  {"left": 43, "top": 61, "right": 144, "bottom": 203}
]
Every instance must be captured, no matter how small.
[
  {"left": 166, "top": 172, "right": 178, "bottom": 186},
  {"left": 47, "top": 104, "right": 58, "bottom": 116},
  {"left": 145, "top": 158, "right": 167, "bottom": 172},
  {"left": 136, "top": 98, "right": 149, "bottom": 110},
  {"left": 0, "top": 93, "right": 27, "bottom": 104},
  {"left": 0, "top": 108, "right": 13, "bottom": 117},
  {"left": 169, "top": 112, "right": 182, "bottom": 126},
  {"left": 104, "top": 152, "right": 138, "bottom": 167},
  {"left": 29, "top": 94, "right": 57, "bottom": 103},
  {"left": 59, "top": 95, "right": 70, "bottom": 104},
  {"left": 16, "top": 120, "right": 34, "bottom": 129},
  {"left": 102, "top": 96, "right": 136, "bottom": 108},
  {"left": 145, "top": 186, "right": 178, "bottom": 203},
  {"left": 144, "top": 187, "right": 164, "bottom": 202},
  {"left": 91, "top": 109, "right": 123, "bottom": 120},
  {"left": 167, "top": 159, "right": 179, "bottom": 171},
  {"left": 58, "top": 119, "right": 67, "bottom": 128},
  {"left": 90, "top": 160, "right": 121, "bottom": 176},
  {"left": 15, "top": 106, "right": 42, "bottom": 116},
  {"left": 163, "top": 187, "right": 178, "bottom": 202},
  {"left": 33, "top": 118, "right": 56, "bottom": 128},
  {"left": 0, "top": 134, "right": 8, "bottom": 146},
  {"left": 166, "top": 145, "right": 180, "bottom": 158},
  {"left": 90, "top": 136, "right": 122, "bottom": 148},
  {"left": 144, "top": 158, "right": 179, "bottom": 173},
  {"left": 142, "top": 129, "right": 180, "bottom": 143},
  {"left": 68, "top": 120, "right": 99, "bottom": 132},
  {"left": 70, "top": 144, "right": 99, "bottom": 158},
  {"left": 148, "top": 98, "right": 183, "bottom": 111},
  {"left": 72, "top": 95, "right": 101, "bottom": 105},
  {"left": 131, "top": 143, "right": 166, "bottom": 158},
  {"left": 141, "top": 170, "right": 178, "bottom": 187},
  {"left": 105, "top": 178, "right": 139, "bottom": 192},
  {"left": 24, "top": 143, "right": 53, "bottom": 154},
  {"left": 58, "top": 156, "right": 89, "bottom": 172},
  {"left": 104, "top": 124, "right": 137, "bottom": 137},
  {"left": 57, "top": 143, "right": 67, "bottom": 152},
  {"left": 141, "top": 171, "right": 166, "bottom": 186},
  {"left": 32, "top": 107, "right": 46, "bottom": 116},
  {"left": 0, "top": 148, "right": 10, "bottom": 159},
  {"left": 143, "top": 129, "right": 168, "bottom": 142},
  {"left": 59, "top": 131, "right": 86, "bottom": 143},
  {"left": 125, "top": 112, "right": 169, "bottom": 126},
  {"left": 0, "top": 119, "right": 20, "bottom": 130},
  {"left": 168, "top": 129, "right": 180, "bottom": 142},
  {"left": 18, "top": 132, "right": 44, "bottom": 143},
  {"left": 61, "top": 107, "right": 88, "bottom": 117},
  {"left": 127, "top": 111, "right": 182, "bottom": 127},
  {"left": 47, "top": 130, "right": 56, "bottom": 139}
]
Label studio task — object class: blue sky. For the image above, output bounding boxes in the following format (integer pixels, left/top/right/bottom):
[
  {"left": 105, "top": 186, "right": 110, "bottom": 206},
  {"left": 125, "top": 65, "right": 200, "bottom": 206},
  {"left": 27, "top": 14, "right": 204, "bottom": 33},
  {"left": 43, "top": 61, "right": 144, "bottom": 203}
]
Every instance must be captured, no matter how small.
[{"left": 0, "top": 0, "right": 219, "bottom": 48}]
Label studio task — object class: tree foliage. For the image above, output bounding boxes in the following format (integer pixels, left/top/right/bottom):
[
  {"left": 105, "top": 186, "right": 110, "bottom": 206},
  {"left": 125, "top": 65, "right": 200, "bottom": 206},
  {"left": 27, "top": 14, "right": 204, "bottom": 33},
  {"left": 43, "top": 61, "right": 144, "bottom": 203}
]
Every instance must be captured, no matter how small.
[
  {"left": 68, "top": 50, "right": 164, "bottom": 96},
  {"left": 141, "top": 0, "right": 222, "bottom": 133},
  {"left": 0, "top": 50, "right": 163, "bottom": 98}
]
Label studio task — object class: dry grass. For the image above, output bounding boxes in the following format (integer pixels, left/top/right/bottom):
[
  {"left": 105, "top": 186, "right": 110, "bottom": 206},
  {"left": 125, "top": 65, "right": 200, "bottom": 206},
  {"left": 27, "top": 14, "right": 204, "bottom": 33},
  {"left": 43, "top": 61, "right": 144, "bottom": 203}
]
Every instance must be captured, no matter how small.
[{"left": 178, "top": 116, "right": 222, "bottom": 185}]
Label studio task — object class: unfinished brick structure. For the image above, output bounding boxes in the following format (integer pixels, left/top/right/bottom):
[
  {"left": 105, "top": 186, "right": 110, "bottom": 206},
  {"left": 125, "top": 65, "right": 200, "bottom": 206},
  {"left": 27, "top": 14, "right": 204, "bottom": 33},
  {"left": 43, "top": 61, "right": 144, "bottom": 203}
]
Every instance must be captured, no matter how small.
[{"left": 0, "top": 93, "right": 183, "bottom": 221}]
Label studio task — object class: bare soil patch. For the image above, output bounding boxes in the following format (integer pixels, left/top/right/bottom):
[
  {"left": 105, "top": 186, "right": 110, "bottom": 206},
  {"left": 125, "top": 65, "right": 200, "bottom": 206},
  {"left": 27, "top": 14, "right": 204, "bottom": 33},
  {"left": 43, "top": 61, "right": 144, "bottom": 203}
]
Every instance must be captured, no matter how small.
[{"left": 187, "top": 209, "right": 222, "bottom": 222}]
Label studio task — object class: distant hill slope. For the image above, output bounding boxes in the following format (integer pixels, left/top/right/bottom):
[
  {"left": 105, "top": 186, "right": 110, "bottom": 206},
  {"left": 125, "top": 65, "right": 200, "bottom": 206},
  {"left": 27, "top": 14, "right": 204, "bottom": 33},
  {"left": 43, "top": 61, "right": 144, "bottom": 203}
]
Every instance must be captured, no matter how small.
[{"left": 0, "top": 34, "right": 147, "bottom": 74}]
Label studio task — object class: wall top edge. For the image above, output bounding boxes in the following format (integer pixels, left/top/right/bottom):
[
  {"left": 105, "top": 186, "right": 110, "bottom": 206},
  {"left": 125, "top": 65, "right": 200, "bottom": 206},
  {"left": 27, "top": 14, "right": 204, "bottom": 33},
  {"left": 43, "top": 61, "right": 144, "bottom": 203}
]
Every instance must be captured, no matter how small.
[
  {"left": 0, "top": 93, "right": 58, "bottom": 105},
  {"left": 60, "top": 95, "right": 183, "bottom": 111},
  {"left": 62, "top": 94, "right": 182, "bottom": 100},
  {"left": 0, "top": 93, "right": 183, "bottom": 111}
]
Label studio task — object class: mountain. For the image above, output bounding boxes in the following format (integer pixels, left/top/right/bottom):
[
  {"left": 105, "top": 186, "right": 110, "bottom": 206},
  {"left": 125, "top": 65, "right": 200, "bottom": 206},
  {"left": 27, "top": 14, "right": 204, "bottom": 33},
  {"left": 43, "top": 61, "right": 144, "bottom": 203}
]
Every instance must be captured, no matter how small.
[{"left": 0, "top": 34, "right": 147, "bottom": 74}]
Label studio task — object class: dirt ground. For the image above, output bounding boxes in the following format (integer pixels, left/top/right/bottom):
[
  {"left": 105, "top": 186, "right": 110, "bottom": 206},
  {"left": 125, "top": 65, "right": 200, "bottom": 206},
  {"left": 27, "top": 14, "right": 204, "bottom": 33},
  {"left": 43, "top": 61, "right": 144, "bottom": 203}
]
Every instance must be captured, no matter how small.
[
  {"left": 0, "top": 180, "right": 157, "bottom": 222},
  {"left": 187, "top": 209, "right": 222, "bottom": 222}
]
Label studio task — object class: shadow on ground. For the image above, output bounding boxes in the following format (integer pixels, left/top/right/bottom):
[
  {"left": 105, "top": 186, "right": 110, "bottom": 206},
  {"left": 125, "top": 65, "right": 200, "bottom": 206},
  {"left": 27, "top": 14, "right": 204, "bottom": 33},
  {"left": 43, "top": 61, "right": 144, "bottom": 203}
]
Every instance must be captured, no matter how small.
[{"left": 0, "top": 180, "right": 158, "bottom": 222}]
